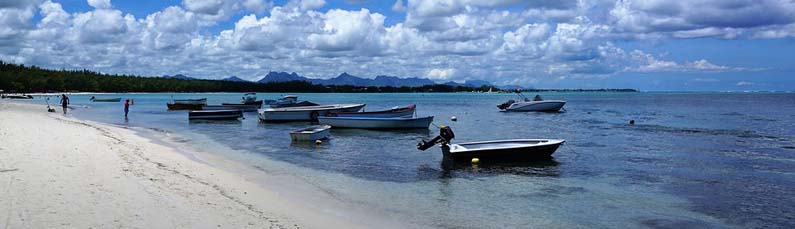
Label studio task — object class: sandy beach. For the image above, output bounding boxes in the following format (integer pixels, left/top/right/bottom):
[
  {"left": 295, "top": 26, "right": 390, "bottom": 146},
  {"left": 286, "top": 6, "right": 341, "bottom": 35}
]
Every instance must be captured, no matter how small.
[{"left": 0, "top": 101, "right": 364, "bottom": 228}]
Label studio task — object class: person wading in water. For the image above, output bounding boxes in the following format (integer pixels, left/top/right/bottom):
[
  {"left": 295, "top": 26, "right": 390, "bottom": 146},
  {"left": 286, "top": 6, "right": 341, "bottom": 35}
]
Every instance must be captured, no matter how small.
[
  {"left": 124, "top": 99, "right": 130, "bottom": 118},
  {"left": 60, "top": 94, "right": 69, "bottom": 114}
]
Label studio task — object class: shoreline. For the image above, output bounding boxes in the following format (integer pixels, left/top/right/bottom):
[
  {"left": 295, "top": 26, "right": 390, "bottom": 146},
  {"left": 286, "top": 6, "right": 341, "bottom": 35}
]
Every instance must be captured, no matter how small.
[{"left": 0, "top": 101, "right": 377, "bottom": 228}]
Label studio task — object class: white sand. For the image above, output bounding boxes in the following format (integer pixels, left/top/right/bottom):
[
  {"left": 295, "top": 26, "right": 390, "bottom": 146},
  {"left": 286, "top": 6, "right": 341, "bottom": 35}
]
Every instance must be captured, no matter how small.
[{"left": 0, "top": 101, "right": 365, "bottom": 228}]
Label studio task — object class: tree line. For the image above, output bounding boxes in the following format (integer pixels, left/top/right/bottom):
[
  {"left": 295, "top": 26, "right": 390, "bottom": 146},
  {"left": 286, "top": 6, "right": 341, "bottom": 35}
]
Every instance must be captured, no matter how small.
[{"left": 0, "top": 61, "right": 479, "bottom": 93}]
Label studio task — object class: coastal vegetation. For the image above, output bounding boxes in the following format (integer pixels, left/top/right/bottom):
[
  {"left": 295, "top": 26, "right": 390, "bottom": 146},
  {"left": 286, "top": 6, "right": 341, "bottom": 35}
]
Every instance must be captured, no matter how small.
[{"left": 0, "top": 61, "right": 637, "bottom": 93}]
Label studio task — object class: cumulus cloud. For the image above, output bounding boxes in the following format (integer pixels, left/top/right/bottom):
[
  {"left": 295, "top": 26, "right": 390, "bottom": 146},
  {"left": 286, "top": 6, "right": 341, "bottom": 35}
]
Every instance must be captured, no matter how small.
[
  {"left": 2, "top": 0, "right": 791, "bottom": 86},
  {"left": 87, "top": 0, "right": 111, "bottom": 9}
]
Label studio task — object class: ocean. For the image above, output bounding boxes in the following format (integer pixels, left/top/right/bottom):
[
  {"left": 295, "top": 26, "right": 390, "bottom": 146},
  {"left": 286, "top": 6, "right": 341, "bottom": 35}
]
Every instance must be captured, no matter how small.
[{"left": 30, "top": 92, "right": 795, "bottom": 228}]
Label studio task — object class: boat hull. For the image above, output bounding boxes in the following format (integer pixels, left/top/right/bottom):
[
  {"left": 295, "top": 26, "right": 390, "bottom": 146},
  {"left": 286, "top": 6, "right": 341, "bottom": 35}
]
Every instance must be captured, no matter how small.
[
  {"left": 91, "top": 98, "right": 121, "bottom": 102},
  {"left": 221, "top": 100, "right": 263, "bottom": 108},
  {"left": 444, "top": 139, "right": 564, "bottom": 161},
  {"left": 258, "top": 104, "right": 366, "bottom": 122},
  {"left": 318, "top": 116, "right": 433, "bottom": 129},
  {"left": 173, "top": 98, "right": 207, "bottom": 105},
  {"left": 168, "top": 103, "right": 204, "bottom": 110},
  {"left": 188, "top": 110, "right": 243, "bottom": 120},
  {"left": 504, "top": 100, "right": 565, "bottom": 112},
  {"left": 289, "top": 125, "right": 331, "bottom": 141},
  {"left": 202, "top": 105, "right": 259, "bottom": 112},
  {"left": 327, "top": 105, "right": 415, "bottom": 118}
]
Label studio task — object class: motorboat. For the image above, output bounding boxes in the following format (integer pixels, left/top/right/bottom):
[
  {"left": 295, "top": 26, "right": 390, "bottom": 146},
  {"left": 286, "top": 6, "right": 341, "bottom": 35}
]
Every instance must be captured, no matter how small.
[
  {"left": 418, "top": 126, "right": 564, "bottom": 162},
  {"left": 318, "top": 116, "right": 433, "bottom": 129},
  {"left": 222, "top": 93, "right": 263, "bottom": 108},
  {"left": 90, "top": 96, "right": 121, "bottom": 102},
  {"left": 498, "top": 93, "right": 565, "bottom": 112},
  {"left": 202, "top": 104, "right": 258, "bottom": 112},
  {"left": 264, "top": 95, "right": 319, "bottom": 108},
  {"left": 2, "top": 94, "right": 33, "bottom": 99},
  {"left": 258, "top": 104, "right": 366, "bottom": 122},
  {"left": 168, "top": 98, "right": 207, "bottom": 110},
  {"left": 188, "top": 109, "right": 243, "bottom": 120},
  {"left": 290, "top": 125, "right": 331, "bottom": 141},
  {"left": 325, "top": 104, "right": 416, "bottom": 118}
]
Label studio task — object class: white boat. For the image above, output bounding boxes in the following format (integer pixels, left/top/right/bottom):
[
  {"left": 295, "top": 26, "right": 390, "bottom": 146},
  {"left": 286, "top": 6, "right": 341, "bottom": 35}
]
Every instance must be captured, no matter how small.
[
  {"left": 498, "top": 93, "right": 565, "bottom": 112},
  {"left": 318, "top": 116, "right": 433, "bottom": 129},
  {"left": 290, "top": 125, "right": 331, "bottom": 141},
  {"left": 202, "top": 104, "right": 259, "bottom": 112},
  {"left": 325, "top": 104, "right": 416, "bottom": 118},
  {"left": 188, "top": 109, "right": 243, "bottom": 120},
  {"left": 258, "top": 104, "right": 366, "bottom": 122},
  {"left": 264, "top": 95, "right": 319, "bottom": 108}
]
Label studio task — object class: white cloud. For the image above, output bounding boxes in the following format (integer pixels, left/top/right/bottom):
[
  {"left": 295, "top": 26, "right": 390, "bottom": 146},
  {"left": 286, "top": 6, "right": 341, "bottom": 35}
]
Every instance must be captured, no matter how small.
[
  {"left": 2, "top": 0, "right": 788, "bottom": 87},
  {"left": 736, "top": 81, "right": 754, "bottom": 86},
  {"left": 391, "top": 0, "right": 406, "bottom": 12},
  {"left": 426, "top": 68, "right": 456, "bottom": 80},
  {"left": 87, "top": 0, "right": 111, "bottom": 9}
]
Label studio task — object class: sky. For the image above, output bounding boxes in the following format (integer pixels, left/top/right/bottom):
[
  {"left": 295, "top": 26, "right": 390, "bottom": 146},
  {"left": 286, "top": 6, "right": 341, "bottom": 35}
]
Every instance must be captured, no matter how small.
[{"left": 1, "top": 0, "right": 794, "bottom": 91}]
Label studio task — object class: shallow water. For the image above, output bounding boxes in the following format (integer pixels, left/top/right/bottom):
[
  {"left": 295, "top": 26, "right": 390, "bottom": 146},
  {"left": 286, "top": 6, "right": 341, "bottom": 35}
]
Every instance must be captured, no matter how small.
[{"left": 31, "top": 92, "right": 795, "bottom": 228}]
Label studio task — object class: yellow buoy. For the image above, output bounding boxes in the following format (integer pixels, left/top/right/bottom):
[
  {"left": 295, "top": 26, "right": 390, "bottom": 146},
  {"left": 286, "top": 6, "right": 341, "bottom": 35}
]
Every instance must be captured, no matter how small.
[
  {"left": 315, "top": 139, "right": 322, "bottom": 145},
  {"left": 471, "top": 158, "right": 480, "bottom": 164}
]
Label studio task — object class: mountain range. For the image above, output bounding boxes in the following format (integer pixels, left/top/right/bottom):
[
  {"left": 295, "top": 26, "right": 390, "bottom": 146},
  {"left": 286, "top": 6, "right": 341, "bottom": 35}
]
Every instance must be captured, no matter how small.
[
  {"left": 256, "top": 71, "right": 493, "bottom": 88},
  {"left": 164, "top": 72, "right": 515, "bottom": 89}
]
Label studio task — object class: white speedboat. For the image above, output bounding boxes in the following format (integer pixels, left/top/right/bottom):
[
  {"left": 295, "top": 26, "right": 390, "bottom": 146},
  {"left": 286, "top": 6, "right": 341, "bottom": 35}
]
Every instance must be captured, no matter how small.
[
  {"left": 258, "top": 104, "right": 366, "bottom": 122},
  {"left": 318, "top": 116, "right": 433, "bottom": 129},
  {"left": 290, "top": 125, "right": 331, "bottom": 141},
  {"left": 498, "top": 93, "right": 565, "bottom": 112}
]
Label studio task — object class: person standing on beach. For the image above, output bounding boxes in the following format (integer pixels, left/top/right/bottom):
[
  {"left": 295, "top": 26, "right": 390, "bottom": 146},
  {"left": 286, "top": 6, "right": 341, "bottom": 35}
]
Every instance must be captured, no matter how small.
[
  {"left": 124, "top": 99, "right": 130, "bottom": 118},
  {"left": 60, "top": 94, "right": 69, "bottom": 114}
]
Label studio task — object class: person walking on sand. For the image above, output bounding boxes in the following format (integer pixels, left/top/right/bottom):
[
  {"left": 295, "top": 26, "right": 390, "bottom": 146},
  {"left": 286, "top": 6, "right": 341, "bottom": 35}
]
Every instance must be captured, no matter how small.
[
  {"left": 124, "top": 99, "right": 130, "bottom": 117},
  {"left": 60, "top": 94, "right": 69, "bottom": 114}
]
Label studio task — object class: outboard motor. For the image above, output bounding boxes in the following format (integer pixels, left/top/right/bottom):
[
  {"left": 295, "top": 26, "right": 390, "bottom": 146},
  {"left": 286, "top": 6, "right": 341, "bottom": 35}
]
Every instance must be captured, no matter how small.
[
  {"left": 497, "top": 99, "right": 515, "bottom": 110},
  {"left": 417, "top": 126, "right": 455, "bottom": 150}
]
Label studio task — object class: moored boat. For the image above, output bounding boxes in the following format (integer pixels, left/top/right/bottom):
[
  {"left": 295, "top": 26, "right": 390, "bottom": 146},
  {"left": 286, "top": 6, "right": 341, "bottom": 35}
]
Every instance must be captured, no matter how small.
[
  {"left": 222, "top": 93, "right": 263, "bottom": 108},
  {"left": 258, "top": 104, "right": 366, "bottom": 122},
  {"left": 168, "top": 98, "right": 207, "bottom": 110},
  {"left": 418, "top": 126, "right": 564, "bottom": 162},
  {"left": 265, "top": 95, "right": 319, "bottom": 108},
  {"left": 325, "top": 104, "right": 416, "bottom": 118},
  {"left": 498, "top": 93, "right": 565, "bottom": 112},
  {"left": 188, "top": 109, "right": 243, "bottom": 120},
  {"left": 90, "top": 96, "right": 121, "bottom": 102},
  {"left": 318, "top": 116, "right": 433, "bottom": 129},
  {"left": 2, "top": 94, "right": 33, "bottom": 99},
  {"left": 202, "top": 104, "right": 258, "bottom": 112},
  {"left": 289, "top": 125, "right": 331, "bottom": 141}
]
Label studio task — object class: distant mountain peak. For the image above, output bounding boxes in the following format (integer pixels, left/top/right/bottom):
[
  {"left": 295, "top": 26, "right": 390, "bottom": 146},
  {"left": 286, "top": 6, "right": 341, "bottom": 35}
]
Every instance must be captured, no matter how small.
[
  {"left": 162, "top": 74, "right": 195, "bottom": 80},
  {"left": 222, "top": 76, "right": 247, "bottom": 82}
]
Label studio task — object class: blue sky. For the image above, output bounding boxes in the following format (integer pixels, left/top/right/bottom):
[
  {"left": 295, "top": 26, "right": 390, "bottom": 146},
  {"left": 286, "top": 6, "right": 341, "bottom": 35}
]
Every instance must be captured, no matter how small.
[{"left": 2, "top": 0, "right": 794, "bottom": 91}]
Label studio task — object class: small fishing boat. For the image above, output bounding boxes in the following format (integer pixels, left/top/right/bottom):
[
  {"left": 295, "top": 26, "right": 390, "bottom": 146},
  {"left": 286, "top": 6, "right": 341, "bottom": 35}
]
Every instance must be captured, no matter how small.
[
  {"left": 188, "top": 109, "right": 243, "bottom": 120},
  {"left": 90, "top": 96, "right": 121, "bottom": 102},
  {"left": 168, "top": 98, "right": 207, "bottom": 110},
  {"left": 498, "top": 92, "right": 565, "bottom": 112},
  {"left": 318, "top": 116, "right": 433, "bottom": 129},
  {"left": 325, "top": 104, "right": 416, "bottom": 118},
  {"left": 258, "top": 104, "right": 366, "bottom": 122},
  {"left": 290, "top": 125, "right": 331, "bottom": 141},
  {"left": 222, "top": 93, "right": 263, "bottom": 108},
  {"left": 2, "top": 94, "right": 33, "bottom": 99},
  {"left": 264, "top": 95, "right": 319, "bottom": 108},
  {"left": 418, "top": 126, "right": 564, "bottom": 162},
  {"left": 202, "top": 104, "right": 259, "bottom": 112}
]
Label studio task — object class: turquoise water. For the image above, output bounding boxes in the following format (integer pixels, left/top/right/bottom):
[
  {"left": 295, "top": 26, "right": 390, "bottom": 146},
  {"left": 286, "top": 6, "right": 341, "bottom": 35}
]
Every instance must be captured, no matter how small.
[{"left": 28, "top": 92, "right": 795, "bottom": 228}]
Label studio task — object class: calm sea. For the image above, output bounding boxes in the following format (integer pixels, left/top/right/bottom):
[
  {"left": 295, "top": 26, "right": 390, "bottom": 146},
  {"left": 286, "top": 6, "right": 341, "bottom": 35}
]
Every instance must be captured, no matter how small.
[{"left": 30, "top": 92, "right": 795, "bottom": 228}]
